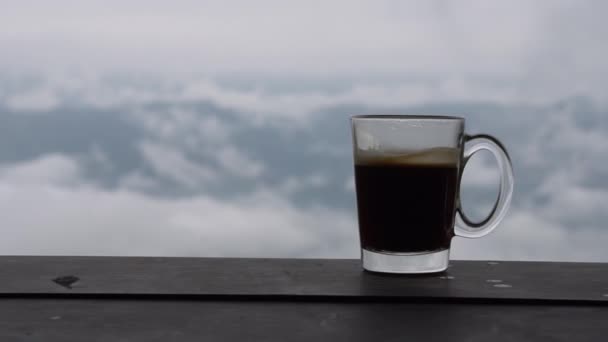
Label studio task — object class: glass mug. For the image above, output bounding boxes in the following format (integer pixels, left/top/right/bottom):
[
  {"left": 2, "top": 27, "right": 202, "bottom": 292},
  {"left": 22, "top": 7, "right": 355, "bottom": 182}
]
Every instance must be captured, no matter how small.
[{"left": 351, "top": 115, "right": 514, "bottom": 273}]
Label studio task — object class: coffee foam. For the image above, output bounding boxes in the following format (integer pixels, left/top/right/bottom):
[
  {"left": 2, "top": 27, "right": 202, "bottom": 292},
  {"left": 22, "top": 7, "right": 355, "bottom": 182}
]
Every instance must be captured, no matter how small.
[{"left": 356, "top": 147, "right": 460, "bottom": 166}]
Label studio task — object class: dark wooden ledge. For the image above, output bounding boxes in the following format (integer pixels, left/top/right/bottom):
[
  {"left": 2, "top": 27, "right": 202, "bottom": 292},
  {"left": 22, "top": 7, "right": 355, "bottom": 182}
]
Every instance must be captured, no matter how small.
[{"left": 0, "top": 256, "right": 606, "bottom": 341}]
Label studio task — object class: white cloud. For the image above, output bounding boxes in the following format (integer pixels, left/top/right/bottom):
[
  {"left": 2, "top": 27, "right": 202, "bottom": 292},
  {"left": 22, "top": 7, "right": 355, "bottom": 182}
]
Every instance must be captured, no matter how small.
[
  {"left": 1, "top": 0, "right": 606, "bottom": 105},
  {"left": 535, "top": 170, "right": 608, "bottom": 227},
  {"left": 4, "top": 87, "right": 61, "bottom": 112},
  {"left": 175, "top": 78, "right": 604, "bottom": 122},
  {"left": 135, "top": 108, "right": 198, "bottom": 141},
  {"left": 1, "top": 152, "right": 608, "bottom": 261},
  {"left": 216, "top": 146, "right": 265, "bottom": 179},
  {"left": 197, "top": 115, "right": 232, "bottom": 144},
  {"left": 118, "top": 171, "right": 159, "bottom": 191},
  {"left": 139, "top": 141, "right": 218, "bottom": 187},
  {"left": 452, "top": 209, "right": 608, "bottom": 262},
  {"left": 0, "top": 154, "right": 358, "bottom": 257},
  {"left": 132, "top": 107, "right": 234, "bottom": 150},
  {"left": 278, "top": 173, "right": 330, "bottom": 196},
  {"left": 8, "top": 73, "right": 607, "bottom": 130},
  {"left": 179, "top": 80, "right": 342, "bottom": 121},
  {"left": 0, "top": 1, "right": 534, "bottom": 74},
  {"left": 0, "top": 73, "right": 606, "bottom": 262},
  {"left": 0, "top": 154, "right": 80, "bottom": 186},
  {"left": 461, "top": 151, "right": 500, "bottom": 188}
]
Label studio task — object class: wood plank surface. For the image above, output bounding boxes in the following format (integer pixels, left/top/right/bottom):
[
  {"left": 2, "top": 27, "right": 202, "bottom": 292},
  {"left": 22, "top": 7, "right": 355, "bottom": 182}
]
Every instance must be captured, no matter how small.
[
  {"left": 1, "top": 256, "right": 607, "bottom": 303},
  {"left": 0, "top": 298, "right": 606, "bottom": 342}
]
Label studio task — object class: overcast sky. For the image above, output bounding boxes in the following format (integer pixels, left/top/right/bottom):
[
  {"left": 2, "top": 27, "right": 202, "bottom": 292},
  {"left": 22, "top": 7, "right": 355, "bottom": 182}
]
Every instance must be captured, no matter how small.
[{"left": 1, "top": 0, "right": 607, "bottom": 261}]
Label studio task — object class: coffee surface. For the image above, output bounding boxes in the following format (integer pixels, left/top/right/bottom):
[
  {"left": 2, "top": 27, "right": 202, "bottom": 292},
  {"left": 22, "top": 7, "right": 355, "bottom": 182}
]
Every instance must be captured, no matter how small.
[{"left": 355, "top": 148, "right": 460, "bottom": 253}]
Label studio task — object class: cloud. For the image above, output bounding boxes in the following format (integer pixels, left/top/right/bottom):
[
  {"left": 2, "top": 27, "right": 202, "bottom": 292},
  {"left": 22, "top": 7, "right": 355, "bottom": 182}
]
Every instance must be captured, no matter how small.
[
  {"left": 118, "top": 171, "right": 159, "bottom": 191},
  {"left": 178, "top": 80, "right": 341, "bottom": 121},
  {"left": 0, "top": 1, "right": 529, "bottom": 74},
  {"left": 216, "top": 145, "right": 265, "bottom": 179},
  {"left": 278, "top": 172, "right": 330, "bottom": 196},
  {"left": 1, "top": 0, "right": 607, "bottom": 261},
  {"left": 0, "top": 154, "right": 80, "bottom": 186},
  {"left": 131, "top": 107, "right": 235, "bottom": 151},
  {"left": 1, "top": 73, "right": 607, "bottom": 262},
  {"left": 536, "top": 170, "right": 608, "bottom": 227},
  {"left": 452, "top": 209, "right": 608, "bottom": 262},
  {"left": 133, "top": 108, "right": 266, "bottom": 180},
  {"left": 197, "top": 115, "right": 233, "bottom": 144},
  {"left": 0, "top": 154, "right": 358, "bottom": 257},
  {"left": 460, "top": 151, "right": 500, "bottom": 188},
  {"left": 4, "top": 87, "right": 61, "bottom": 112},
  {"left": 453, "top": 107, "right": 608, "bottom": 262},
  {"left": 138, "top": 141, "right": 218, "bottom": 187},
  {"left": 1, "top": 0, "right": 607, "bottom": 105},
  {"left": 1, "top": 153, "right": 607, "bottom": 262}
]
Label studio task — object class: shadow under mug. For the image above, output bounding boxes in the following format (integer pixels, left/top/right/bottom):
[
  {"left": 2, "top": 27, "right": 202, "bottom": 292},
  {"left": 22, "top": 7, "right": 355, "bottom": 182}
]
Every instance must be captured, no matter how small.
[{"left": 351, "top": 115, "right": 514, "bottom": 273}]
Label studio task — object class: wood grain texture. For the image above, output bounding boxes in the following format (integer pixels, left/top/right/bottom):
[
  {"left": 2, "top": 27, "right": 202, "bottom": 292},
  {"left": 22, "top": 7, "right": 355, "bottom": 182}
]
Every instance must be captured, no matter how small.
[
  {"left": 0, "top": 299, "right": 606, "bottom": 342},
  {"left": 1, "top": 257, "right": 607, "bottom": 303}
]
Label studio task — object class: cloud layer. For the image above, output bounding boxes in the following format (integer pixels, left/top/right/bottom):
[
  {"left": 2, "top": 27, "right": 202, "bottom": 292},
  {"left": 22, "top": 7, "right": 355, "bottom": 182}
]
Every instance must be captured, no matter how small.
[
  {"left": 0, "top": 154, "right": 358, "bottom": 257},
  {"left": 1, "top": 75, "right": 608, "bottom": 261},
  {"left": 1, "top": 0, "right": 608, "bottom": 261}
]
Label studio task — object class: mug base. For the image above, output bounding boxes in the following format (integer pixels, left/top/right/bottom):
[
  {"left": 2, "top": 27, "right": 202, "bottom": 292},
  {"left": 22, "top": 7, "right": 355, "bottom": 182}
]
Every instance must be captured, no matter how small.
[{"left": 362, "top": 248, "right": 449, "bottom": 274}]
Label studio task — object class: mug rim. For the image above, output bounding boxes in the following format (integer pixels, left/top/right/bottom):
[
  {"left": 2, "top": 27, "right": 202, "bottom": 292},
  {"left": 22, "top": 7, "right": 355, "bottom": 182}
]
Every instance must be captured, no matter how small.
[{"left": 352, "top": 114, "right": 464, "bottom": 121}]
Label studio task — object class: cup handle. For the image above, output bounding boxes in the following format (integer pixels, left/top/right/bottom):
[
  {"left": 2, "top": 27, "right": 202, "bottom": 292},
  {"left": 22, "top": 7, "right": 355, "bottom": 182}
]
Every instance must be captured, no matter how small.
[{"left": 455, "top": 134, "right": 514, "bottom": 238}]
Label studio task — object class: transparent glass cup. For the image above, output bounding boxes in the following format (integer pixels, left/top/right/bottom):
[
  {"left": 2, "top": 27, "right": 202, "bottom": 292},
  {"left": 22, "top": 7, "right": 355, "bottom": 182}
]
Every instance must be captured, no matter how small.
[{"left": 351, "top": 115, "right": 514, "bottom": 273}]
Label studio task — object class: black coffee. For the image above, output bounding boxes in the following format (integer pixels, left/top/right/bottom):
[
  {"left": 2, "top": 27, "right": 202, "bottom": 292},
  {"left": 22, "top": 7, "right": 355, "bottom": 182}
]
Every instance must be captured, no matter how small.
[{"left": 354, "top": 150, "right": 459, "bottom": 253}]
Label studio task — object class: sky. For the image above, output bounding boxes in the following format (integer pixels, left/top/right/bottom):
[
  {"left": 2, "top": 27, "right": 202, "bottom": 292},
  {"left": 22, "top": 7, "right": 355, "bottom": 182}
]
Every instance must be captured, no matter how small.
[{"left": 1, "top": 0, "right": 607, "bottom": 261}]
